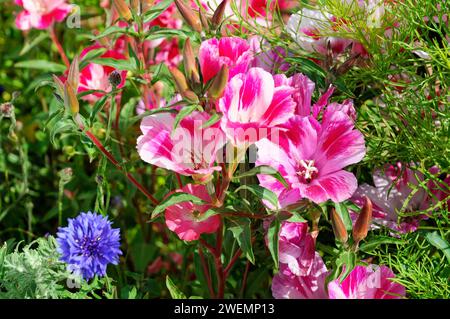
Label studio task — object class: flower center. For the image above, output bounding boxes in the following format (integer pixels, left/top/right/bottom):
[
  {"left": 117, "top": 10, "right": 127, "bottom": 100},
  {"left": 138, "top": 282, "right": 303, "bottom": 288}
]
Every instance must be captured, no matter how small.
[
  {"left": 79, "top": 236, "right": 101, "bottom": 257},
  {"left": 297, "top": 160, "right": 319, "bottom": 184}
]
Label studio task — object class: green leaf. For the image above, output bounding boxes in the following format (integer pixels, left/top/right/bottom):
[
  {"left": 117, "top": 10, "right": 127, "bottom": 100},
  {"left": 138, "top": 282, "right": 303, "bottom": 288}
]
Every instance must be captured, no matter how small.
[
  {"left": 267, "top": 217, "right": 280, "bottom": 268},
  {"left": 89, "top": 95, "right": 109, "bottom": 125},
  {"left": 91, "top": 57, "right": 137, "bottom": 72},
  {"left": 234, "top": 185, "right": 279, "bottom": 208},
  {"left": 19, "top": 33, "right": 49, "bottom": 56},
  {"left": 228, "top": 218, "right": 255, "bottom": 264},
  {"left": 425, "top": 231, "right": 450, "bottom": 263},
  {"left": 91, "top": 26, "right": 136, "bottom": 40},
  {"left": 173, "top": 105, "right": 198, "bottom": 131},
  {"left": 334, "top": 202, "right": 353, "bottom": 232},
  {"left": 201, "top": 113, "right": 222, "bottom": 129},
  {"left": 80, "top": 48, "right": 107, "bottom": 69},
  {"left": 359, "top": 236, "right": 404, "bottom": 253},
  {"left": 232, "top": 165, "right": 289, "bottom": 189},
  {"left": 196, "top": 209, "right": 219, "bottom": 222},
  {"left": 334, "top": 251, "right": 357, "bottom": 283},
  {"left": 15, "top": 60, "right": 66, "bottom": 73},
  {"left": 151, "top": 192, "right": 206, "bottom": 219},
  {"left": 166, "top": 276, "right": 187, "bottom": 299},
  {"left": 143, "top": 0, "right": 174, "bottom": 23}
]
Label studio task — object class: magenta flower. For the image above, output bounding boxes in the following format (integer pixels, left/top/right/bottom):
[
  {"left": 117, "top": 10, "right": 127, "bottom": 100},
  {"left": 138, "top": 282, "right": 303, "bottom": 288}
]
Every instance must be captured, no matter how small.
[
  {"left": 137, "top": 111, "right": 226, "bottom": 179},
  {"left": 199, "top": 37, "right": 254, "bottom": 83},
  {"left": 271, "top": 221, "right": 329, "bottom": 299},
  {"left": 350, "top": 163, "right": 429, "bottom": 233},
  {"left": 15, "top": 0, "right": 72, "bottom": 30},
  {"left": 165, "top": 184, "right": 220, "bottom": 241},
  {"left": 218, "top": 67, "right": 296, "bottom": 146},
  {"left": 256, "top": 112, "right": 365, "bottom": 206},
  {"left": 328, "top": 265, "right": 406, "bottom": 299},
  {"left": 271, "top": 223, "right": 406, "bottom": 299}
]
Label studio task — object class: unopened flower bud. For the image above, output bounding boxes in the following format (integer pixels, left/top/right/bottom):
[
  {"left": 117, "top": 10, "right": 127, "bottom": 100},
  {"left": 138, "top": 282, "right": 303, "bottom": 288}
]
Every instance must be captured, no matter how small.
[
  {"left": 211, "top": 0, "right": 228, "bottom": 29},
  {"left": 208, "top": 65, "right": 228, "bottom": 99},
  {"left": 67, "top": 55, "right": 79, "bottom": 92},
  {"left": 113, "top": 0, "right": 133, "bottom": 21},
  {"left": 169, "top": 67, "right": 189, "bottom": 93},
  {"left": 174, "top": 0, "right": 202, "bottom": 33},
  {"left": 64, "top": 82, "right": 79, "bottom": 115},
  {"left": 353, "top": 196, "right": 373, "bottom": 245},
  {"left": 109, "top": 70, "right": 122, "bottom": 88},
  {"left": 183, "top": 38, "right": 200, "bottom": 83},
  {"left": 182, "top": 90, "right": 199, "bottom": 104},
  {"left": 330, "top": 207, "right": 348, "bottom": 244},
  {"left": 199, "top": 7, "right": 210, "bottom": 30}
]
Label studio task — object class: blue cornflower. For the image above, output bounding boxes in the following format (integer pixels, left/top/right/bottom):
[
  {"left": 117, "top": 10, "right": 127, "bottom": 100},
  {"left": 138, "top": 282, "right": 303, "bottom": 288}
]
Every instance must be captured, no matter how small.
[{"left": 56, "top": 211, "right": 122, "bottom": 280}]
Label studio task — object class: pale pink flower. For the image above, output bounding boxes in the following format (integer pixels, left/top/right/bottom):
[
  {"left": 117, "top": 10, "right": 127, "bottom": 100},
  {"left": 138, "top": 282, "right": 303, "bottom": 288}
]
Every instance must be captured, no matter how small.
[
  {"left": 219, "top": 67, "right": 296, "bottom": 146},
  {"left": 256, "top": 112, "right": 365, "bottom": 206},
  {"left": 77, "top": 45, "right": 127, "bottom": 102},
  {"left": 271, "top": 221, "right": 329, "bottom": 299},
  {"left": 199, "top": 37, "right": 254, "bottom": 83},
  {"left": 165, "top": 184, "right": 220, "bottom": 241},
  {"left": 137, "top": 111, "right": 226, "bottom": 178},
  {"left": 15, "top": 0, "right": 72, "bottom": 30},
  {"left": 328, "top": 265, "right": 406, "bottom": 299},
  {"left": 287, "top": 8, "right": 353, "bottom": 56},
  {"left": 350, "top": 163, "right": 429, "bottom": 233}
]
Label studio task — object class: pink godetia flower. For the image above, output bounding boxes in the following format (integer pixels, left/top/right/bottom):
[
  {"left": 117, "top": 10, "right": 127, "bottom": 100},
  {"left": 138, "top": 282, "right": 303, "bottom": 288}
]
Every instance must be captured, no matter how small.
[
  {"left": 350, "top": 163, "right": 429, "bottom": 234},
  {"left": 165, "top": 184, "right": 220, "bottom": 241},
  {"left": 15, "top": 0, "right": 72, "bottom": 30},
  {"left": 327, "top": 265, "right": 406, "bottom": 299},
  {"left": 256, "top": 112, "right": 365, "bottom": 206},
  {"left": 76, "top": 45, "right": 127, "bottom": 102},
  {"left": 218, "top": 67, "right": 296, "bottom": 146},
  {"left": 199, "top": 37, "right": 254, "bottom": 83},
  {"left": 271, "top": 221, "right": 329, "bottom": 299},
  {"left": 137, "top": 111, "right": 227, "bottom": 179}
]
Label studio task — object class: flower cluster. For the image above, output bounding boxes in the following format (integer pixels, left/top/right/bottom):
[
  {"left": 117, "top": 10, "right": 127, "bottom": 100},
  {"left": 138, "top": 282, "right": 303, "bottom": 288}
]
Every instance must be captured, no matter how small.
[{"left": 19, "top": 0, "right": 448, "bottom": 299}]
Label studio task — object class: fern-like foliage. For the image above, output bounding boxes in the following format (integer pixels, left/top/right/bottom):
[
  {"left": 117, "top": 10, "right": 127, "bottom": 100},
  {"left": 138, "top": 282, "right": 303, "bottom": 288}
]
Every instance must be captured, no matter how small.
[{"left": 0, "top": 236, "right": 113, "bottom": 299}]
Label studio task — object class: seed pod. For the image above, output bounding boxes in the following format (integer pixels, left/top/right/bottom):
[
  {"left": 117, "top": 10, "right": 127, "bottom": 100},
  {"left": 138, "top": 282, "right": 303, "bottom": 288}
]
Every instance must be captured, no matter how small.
[
  {"left": 208, "top": 65, "right": 229, "bottom": 100},
  {"left": 109, "top": 70, "right": 122, "bottom": 88},
  {"left": 353, "top": 196, "right": 373, "bottom": 245},
  {"left": 183, "top": 38, "right": 200, "bottom": 83},
  {"left": 174, "top": 0, "right": 202, "bottom": 33},
  {"left": 211, "top": 0, "right": 228, "bottom": 29},
  {"left": 113, "top": 0, "right": 133, "bottom": 21},
  {"left": 330, "top": 207, "right": 348, "bottom": 244},
  {"left": 169, "top": 67, "right": 189, "bottom": 93}
]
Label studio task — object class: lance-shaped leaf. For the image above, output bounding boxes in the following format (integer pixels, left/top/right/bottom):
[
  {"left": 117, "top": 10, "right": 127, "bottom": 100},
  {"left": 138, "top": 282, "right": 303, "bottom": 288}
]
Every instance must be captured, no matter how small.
[
  {"left": 232, "top": 165, "right": 289, "bottom": 188},
  {"left": 228, "top": 218, "right": 255, "bottom": 264},
  {"left": 150, "top": 192, "right": 206, "bottom": 219}
]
